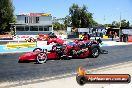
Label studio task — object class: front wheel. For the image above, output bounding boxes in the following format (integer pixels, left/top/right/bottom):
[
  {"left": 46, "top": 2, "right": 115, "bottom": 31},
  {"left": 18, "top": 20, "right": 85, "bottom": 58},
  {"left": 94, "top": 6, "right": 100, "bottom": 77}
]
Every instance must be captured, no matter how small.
[
  {"left": 36, "top": 52, "right": 48, "bottom": 63},
  {"left": 33, "top": 48, "right": 42, "bottom": 52}
]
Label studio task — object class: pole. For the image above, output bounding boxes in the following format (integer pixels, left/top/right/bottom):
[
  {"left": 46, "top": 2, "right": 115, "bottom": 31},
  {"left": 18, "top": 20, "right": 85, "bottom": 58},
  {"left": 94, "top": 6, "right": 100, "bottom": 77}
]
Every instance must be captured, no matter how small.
[
  {"left": 119, "top": 12, "right": 122, "bottom": 28},
  {"left": 119, "top": 12, "right": 122, "bottom": 42}
]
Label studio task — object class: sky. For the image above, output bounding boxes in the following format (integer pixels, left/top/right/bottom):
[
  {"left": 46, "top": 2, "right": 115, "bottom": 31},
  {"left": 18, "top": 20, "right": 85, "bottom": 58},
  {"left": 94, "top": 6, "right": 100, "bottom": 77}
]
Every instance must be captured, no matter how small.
[{"left": 12, "top": 0, "right": 132, "bottom": 24}]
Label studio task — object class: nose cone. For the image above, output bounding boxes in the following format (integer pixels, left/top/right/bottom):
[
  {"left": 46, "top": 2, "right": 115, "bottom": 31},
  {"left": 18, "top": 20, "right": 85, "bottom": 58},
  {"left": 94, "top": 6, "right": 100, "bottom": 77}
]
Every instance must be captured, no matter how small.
[
  {"left": 19, "top": 53, "right": 27, "bottom": 62},
  {"left": 18, "top": 52, "right": 33, "bottom": 62}
]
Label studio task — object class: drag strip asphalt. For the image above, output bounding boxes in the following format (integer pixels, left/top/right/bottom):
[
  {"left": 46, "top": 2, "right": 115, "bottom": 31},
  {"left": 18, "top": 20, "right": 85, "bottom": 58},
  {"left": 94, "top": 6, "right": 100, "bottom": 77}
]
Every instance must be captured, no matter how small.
[{"left": 0, "top": 45, "right": 132, "bottom": 86}]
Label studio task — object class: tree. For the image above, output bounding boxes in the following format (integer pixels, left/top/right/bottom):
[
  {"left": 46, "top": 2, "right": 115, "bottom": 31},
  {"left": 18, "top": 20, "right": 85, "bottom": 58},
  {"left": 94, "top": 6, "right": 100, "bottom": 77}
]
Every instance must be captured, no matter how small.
[
  {"left": 0, "top": 0, "right": 15, "bottom": 34},
  {"left": 126, "top": 21, "right": 130, "bottom": 27},
  {"left": 121, "top": 19, "right": 127, "bottom": 27},
  {"left": 53, "top": 22, "right": 65, "bottom": 30},
  {"left": 89, "top": 18, "right": 98, "bottom": 27},
  {"left": 112, "top": 21, "right": 120, "bottom": 27},
  {"left": 69, "top": 4, "right": 80, "bottom": 28},
  {"left": 69, "top": 3, "right": 97, "bottom": 28},
  {"left": 64, "top": 15, "right": 71, "bottom": 27},
  {"left": 110, "top": 19, "right": 130, "bottom": 28}
]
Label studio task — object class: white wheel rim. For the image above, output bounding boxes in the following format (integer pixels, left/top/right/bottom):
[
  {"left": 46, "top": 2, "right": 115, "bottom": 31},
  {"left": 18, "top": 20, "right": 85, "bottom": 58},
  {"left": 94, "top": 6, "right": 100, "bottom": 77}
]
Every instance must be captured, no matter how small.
[{"left": 37, "top": 53, "right": 47, "bottom": 63}]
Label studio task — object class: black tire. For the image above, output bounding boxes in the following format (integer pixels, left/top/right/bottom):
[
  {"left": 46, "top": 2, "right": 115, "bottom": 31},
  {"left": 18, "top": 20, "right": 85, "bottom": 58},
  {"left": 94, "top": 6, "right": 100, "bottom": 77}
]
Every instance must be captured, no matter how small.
[
  {"left": 76, "top": 75, "right": 86, "bottom": 85},
  {"left": 36, "top": 52, "right": 48, "bottom": 63},
  {"left": 90, "top": 45, "right": 100, "bottom": 58},
  {"left": 18, "top": 60, "right": 22, "bottom": 63},
  {"left": 33, "top": 48, "right": 42, "bottom": 52}
]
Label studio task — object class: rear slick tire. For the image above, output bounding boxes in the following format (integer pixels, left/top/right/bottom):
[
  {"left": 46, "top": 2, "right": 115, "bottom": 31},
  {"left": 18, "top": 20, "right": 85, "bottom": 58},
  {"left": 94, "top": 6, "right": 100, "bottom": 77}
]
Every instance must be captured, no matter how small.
[{"left": 90, "top": 45, "right": 100, "bottom": 58}]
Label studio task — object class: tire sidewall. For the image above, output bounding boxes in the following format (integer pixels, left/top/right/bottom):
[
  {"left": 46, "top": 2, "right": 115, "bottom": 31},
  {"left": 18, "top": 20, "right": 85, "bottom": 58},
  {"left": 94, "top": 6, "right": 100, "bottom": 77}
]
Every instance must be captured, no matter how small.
[
  {"left": 90, "top": 45, "right": 100, "bottom": 58},
  {"left": 33, "top": 48, "right": 42, "bottom": 52}
]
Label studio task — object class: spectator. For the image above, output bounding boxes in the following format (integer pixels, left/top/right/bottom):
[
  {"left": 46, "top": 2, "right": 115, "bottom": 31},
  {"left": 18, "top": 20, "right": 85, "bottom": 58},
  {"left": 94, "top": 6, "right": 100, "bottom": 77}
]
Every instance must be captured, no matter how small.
[
  {"left": 87, "top": 33, "right": 91, "bottom": 40},
  {"left": 83, "top": 32, "right": 88, "bottom": 40},
  {"left": 111, "top": 31, "right": 114, "bottom": 41},
  {"left": 109, "top": 31, "right": 112, "bottom": 38},
  {"left": 114, "top": 32, "right": 117, "bottom": 38}
]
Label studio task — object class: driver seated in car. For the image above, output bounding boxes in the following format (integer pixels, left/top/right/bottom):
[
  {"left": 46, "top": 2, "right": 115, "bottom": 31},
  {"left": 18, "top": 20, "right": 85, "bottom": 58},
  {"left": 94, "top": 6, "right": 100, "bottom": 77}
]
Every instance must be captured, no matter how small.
[{"left": 82, "top": 33, "right": 91, "bottom": 43}]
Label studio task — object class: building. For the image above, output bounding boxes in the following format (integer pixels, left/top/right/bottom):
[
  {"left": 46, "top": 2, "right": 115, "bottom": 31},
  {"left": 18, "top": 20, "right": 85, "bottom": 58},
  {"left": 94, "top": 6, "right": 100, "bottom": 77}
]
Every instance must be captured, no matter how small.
[
  {"left": 67, "top": 27, "right": 107, "bottom": 38},
  {"left": 13, "top": 13, "right": 53, "bottom": 35}
]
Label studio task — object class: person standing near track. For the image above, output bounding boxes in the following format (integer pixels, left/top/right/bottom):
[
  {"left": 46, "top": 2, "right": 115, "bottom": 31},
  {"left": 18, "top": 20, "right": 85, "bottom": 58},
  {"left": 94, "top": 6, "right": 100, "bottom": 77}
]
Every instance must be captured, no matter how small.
[
  {"left": 111, "top": 31, "right": 114, "bottom": 41},
  {"left": 83, "top": 32, "right": 91, "bottom": 40}
]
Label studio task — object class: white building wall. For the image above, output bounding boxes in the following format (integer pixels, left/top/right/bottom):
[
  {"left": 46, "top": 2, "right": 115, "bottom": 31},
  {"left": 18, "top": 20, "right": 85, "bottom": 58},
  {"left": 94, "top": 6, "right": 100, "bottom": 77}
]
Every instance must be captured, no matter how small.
[
  {"left": 39, "top": 16, "right": 52, "bottom": 25},
  {"left": 15, "top": 15, "right": 53, "bottom": 35},
  {"left": 16, "top": 16, "right": 52, "bottom": 25},
  {"left": 17, "top": 15, "right": 25, "bottom": 24}
]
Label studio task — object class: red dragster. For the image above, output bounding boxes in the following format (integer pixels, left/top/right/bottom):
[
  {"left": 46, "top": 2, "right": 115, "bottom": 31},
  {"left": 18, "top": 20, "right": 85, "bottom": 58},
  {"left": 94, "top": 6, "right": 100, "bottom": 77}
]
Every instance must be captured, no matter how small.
[{"left": 18, "top": 38, "right": 101, "bottom": 63}]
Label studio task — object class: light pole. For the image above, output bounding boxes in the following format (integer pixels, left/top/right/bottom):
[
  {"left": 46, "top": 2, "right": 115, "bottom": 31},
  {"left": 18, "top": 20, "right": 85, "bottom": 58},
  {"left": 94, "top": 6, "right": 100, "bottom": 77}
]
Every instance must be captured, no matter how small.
[
  {"left": 119, "top": 12, "right": 122, "bottom": 28},
  {"left": 52, "top": 17, "right": 56, "bottom": 33},
  {"left": 119, "top": 12, "right": 122, "bottom": 41}
]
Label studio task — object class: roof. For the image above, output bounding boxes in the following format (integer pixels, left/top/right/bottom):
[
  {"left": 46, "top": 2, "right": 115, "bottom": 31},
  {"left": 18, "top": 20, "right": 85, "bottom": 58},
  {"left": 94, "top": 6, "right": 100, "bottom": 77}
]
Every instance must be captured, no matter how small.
[{"left": 16, "top": 13, "right": 51, "bottom": 17}]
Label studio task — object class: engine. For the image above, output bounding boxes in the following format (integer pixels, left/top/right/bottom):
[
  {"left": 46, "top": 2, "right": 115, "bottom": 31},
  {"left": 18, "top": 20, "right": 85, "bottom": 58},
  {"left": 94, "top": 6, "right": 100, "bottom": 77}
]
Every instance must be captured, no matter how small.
[{"left": 53, "top": 45, "right": 65, "bottom": 57}]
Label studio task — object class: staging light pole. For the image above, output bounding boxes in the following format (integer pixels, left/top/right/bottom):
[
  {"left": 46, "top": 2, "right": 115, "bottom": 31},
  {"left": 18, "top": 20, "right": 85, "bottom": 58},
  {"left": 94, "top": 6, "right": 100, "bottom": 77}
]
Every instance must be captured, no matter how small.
[
  {"left": 52, "top": 17, "right": 56, "bottom": 33},
  {"left": 119, "top": 12, "right": 122, "bottom": 28},
  {"left": 119, "top": 12, "right": 122, "bottom": 41}
]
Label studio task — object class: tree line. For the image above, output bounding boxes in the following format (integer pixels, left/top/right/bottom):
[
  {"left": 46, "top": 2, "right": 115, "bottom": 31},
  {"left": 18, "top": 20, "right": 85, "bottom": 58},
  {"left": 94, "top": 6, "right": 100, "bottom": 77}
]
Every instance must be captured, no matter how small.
[
  {"left": 53, "top": 3, "right": 131, "bottom": 30},
  {"left": 0, "top": 0, "right": 15, "bottom": 34}
]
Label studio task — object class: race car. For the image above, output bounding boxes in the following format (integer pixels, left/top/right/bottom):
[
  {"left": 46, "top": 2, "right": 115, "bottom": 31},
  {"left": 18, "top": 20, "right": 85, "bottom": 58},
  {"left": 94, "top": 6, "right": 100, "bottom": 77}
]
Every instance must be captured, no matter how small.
[{"left": 18, "top": 38, "right": 102, "bottom": 63}]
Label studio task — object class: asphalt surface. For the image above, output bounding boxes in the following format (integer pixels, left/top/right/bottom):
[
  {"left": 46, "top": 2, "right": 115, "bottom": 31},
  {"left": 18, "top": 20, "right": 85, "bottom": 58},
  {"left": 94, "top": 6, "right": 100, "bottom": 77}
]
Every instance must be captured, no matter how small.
[{"left": 0, "top": 45, "right": 132, "bottom": 85}]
